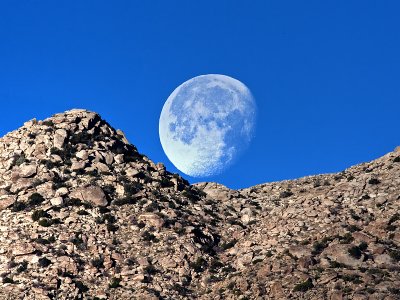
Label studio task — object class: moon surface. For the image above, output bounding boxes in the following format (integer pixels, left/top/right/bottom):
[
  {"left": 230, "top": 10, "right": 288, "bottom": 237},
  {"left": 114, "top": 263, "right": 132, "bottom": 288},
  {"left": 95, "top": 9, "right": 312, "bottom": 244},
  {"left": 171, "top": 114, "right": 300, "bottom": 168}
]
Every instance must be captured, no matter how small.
[{"left": 159, "top": 74, "right": 257, "bottom": 177}]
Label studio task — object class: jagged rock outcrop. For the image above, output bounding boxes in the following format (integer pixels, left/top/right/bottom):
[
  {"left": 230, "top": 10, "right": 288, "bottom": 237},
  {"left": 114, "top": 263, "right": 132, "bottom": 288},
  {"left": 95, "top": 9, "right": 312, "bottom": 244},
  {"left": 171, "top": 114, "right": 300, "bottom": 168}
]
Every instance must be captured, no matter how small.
[{"left": 0, "top": 109, "right": 399, "bottom": 300}]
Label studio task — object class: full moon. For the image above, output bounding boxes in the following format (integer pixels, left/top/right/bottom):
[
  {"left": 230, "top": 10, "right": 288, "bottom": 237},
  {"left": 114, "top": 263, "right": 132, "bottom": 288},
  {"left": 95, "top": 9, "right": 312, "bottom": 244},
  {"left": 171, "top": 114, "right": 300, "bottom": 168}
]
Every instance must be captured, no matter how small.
[{"left": 159, "top": 74, "right": 257, "bottom": 177}]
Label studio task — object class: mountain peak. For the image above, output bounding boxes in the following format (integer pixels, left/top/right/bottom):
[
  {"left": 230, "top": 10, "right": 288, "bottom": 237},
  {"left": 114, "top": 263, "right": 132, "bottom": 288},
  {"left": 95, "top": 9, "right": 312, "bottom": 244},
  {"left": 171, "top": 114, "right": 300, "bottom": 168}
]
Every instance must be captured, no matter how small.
[
  {"left": 0, "top": 110, "right": 218, "bottom": 298},
  {"left": 0, "top": 109, "right": 195, "bottom": 210},
  {"left": 0, "top": 110, "right": 400, "bottom": 299}
]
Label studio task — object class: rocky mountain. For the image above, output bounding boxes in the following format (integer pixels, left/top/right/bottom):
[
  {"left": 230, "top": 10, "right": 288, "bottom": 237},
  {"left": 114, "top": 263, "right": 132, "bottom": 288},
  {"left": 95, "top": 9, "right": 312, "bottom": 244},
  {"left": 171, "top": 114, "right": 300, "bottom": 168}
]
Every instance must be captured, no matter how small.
[{"left": 0, "top": 109, "right": 399, "bottom": 300}]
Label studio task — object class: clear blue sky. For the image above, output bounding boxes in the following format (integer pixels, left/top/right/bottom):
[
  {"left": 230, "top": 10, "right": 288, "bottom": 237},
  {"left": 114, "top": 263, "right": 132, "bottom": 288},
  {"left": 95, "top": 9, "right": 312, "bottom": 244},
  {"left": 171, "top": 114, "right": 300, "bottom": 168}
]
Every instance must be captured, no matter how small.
[{"left": 0, "top": 1, "right": 399, "bottom": 189}]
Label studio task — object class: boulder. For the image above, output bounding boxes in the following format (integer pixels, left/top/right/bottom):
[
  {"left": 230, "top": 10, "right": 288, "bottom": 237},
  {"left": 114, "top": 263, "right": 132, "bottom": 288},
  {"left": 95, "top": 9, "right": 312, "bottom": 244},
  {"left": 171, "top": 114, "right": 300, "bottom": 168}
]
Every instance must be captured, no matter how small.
[
  {"left": 322, "top": 244, "right": 363, "bottom": 267},
  {"left": 374, "top": 254, "right": 394, "bottom": 267},
  {"left": 71, "top": 161, "right": 87, "bottom": 171},
  {"left": 236, "top": 251, "right": 254, "bottom": 269},
  {"left": 75, "top": 150, "right": 89, "bottom": 160},
  {"left": 10, "top": 178, "right": 34, "bottom": 193},
  {"left": 288, "top": 245, "right": 312, "bottom": 258},
  {"left": 138, "top": 213, "right": 164, "bottom": 229},
  {"left": 195, "top": 182, "right": 231, "bottom": 201},
  {"left": 0, "top": 195, "right": 16, "bottom": 210},
  {"left": 50, "top": 197, "right": 64, "bottom": 206},
  {"left": 54, "top": 129, "right": 68, "bottom": 148},
  {"left": 12, "top": 243, "right": 35, "bottom": 256},
  {"left": 19, "top": 164, "right": 37, "bottom": 178},
  {"left": 69, "top": 186, "right": 107, "bottom": 207}
]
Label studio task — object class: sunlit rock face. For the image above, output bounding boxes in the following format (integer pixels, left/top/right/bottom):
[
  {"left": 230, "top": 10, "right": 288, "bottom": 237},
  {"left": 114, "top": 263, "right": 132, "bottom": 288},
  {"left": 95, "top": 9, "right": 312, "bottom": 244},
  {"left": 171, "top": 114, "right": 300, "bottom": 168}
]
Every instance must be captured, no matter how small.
[{"left": 0, "top": 109, "right": 399, "bottom": 299}]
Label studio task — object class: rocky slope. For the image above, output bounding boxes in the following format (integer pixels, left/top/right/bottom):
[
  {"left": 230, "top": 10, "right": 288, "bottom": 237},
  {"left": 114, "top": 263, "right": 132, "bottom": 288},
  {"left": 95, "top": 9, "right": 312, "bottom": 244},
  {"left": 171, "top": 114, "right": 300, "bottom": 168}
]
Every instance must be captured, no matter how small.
[{"left": 0, "top": 109, "right": 399, "bottom": 300}]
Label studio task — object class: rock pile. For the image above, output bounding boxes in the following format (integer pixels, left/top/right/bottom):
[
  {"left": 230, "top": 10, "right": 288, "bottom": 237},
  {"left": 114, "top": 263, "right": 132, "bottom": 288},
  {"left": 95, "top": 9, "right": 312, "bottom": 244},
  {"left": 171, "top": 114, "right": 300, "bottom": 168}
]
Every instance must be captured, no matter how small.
[
  {"left": 0, "top": 109, "right": 399, "bottom": 300},
  {"left": 196, "top": 150, "right": 400, "bottom": 300}
]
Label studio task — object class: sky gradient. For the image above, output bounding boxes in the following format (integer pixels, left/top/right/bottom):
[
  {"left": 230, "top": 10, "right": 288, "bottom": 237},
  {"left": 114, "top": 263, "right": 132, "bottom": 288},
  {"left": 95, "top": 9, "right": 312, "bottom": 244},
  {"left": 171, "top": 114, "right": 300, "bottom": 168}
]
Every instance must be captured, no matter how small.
[{"left": 0, "top": 1, "right": 399, "bottom": 189}]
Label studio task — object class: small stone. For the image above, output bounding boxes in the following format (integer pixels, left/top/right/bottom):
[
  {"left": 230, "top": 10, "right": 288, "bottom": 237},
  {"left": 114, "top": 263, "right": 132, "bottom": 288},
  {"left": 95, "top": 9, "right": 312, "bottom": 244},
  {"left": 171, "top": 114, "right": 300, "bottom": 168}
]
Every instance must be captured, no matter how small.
[
  {"left": 137, "top": 257, "right": 149, "bottom": 266},
  {"left": 116, "top": 129, "right": 130, "bottom": 144},
  {"left": 50, "top": 197, "right": 63, "bottom": 206},
  {"left": 0, "top": 195, "right": 16, "bottom": 210},
  {"left": 114, "top": 154, "right": 124, "bottom": 164},
  {"left": 237, "top": 252, "right": 254, "bottom": 269},
  {"left": 76, "top": 150, "right": 89, "bottom": 160},
  {"left": 159, "top": 257, "right": 177, "bottom": 269},
  {"left": 126, "top": 168, "right": 139, "bottom": 177},
  {"left": 322, "top": 244, "right": 363, "bottom": 267},
  {"left": 12, "top": 243, "right": 35, "bottom": 256},
  {"left": 270, "top": 281, "right": 283, "bottom": 298},
  {"left": 56, "top": 187, "right": 69, "bottom": 196},
  {"left": 319, "top": 273, "right": 337, "bottom": 284},
  {"left": 330, "top": 291, "right": 343, "bottom": 300},
  {"left": 54, "top": 129, "right": 68, "bottom": 148},
  {"left": 19, "top": 164, "right": 37, "bottom": 178},
  {"left": 374, "top": 254, "right": 394, "bottom": 267},
  {"left": 236, "top": 277, "right": 249, "bottom": 292},
  {"left": 288, "top": 245, "right": 311, "bottom": 258},
  {"left": 138, "top": 213, "right": 164, "bottom": 229},
  {"left": 102, "top": 152, "right": 114, "bottom": 165},
  {"left": 132, "top": 274, "right": 145, "bottom": 282},
  {"left": 171, "top": 177, "right": 179, "bottom": 191},
  {"left": 93, "top": 162, "right": 109, "bottom": 173},
  {"left": 10, "top": 178, "right": 34, "bottom": 193},
  {"left": 241, "top": 214, "right": 252, "bottom": 225},
  {"left": 156, "top": 163, "right": 165, "bottom": 171},
  {"left": 24, "top": 118, "right": 37, "bottom": 127},
  {"left": 71, "top": 161, "right": 86, "bottom": 171}
]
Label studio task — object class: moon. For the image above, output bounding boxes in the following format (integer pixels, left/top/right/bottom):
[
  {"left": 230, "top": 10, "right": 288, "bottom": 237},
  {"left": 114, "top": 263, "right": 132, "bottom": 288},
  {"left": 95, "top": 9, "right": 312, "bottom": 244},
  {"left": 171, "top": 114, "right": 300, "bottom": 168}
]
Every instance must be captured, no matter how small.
[{"left": 159, "top": 74, "right": 257, "bottom": 177}]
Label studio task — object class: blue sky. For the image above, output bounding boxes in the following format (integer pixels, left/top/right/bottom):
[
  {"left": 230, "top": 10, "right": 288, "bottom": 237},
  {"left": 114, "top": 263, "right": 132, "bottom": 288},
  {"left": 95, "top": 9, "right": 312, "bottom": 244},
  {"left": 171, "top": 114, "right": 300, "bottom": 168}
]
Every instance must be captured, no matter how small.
[{"left": 0, "top": 1, "right": 399, "bottom": 189}]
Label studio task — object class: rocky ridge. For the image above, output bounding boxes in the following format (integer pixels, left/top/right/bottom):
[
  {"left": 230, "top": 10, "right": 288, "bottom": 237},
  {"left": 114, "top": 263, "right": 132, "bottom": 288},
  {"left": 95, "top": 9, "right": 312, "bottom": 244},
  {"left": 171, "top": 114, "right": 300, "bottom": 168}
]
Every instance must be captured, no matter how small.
[{"left": 0, "top": 109, "right": 399, "bottom": 300}]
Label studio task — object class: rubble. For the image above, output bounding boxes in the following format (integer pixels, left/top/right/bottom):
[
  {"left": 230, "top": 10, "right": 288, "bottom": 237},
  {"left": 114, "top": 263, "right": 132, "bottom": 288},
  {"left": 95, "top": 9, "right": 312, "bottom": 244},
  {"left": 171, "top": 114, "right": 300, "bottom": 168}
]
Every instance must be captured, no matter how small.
[{"left": 0, "top": 109, "right": 398, "bottom": 299}]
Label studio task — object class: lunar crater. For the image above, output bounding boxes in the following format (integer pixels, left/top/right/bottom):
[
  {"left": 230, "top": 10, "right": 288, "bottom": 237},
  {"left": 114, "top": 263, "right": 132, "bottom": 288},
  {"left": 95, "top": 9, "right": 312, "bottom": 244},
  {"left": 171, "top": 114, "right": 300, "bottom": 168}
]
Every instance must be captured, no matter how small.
[{"left": 159, "top": 74, "right": 256, "bottom": 177}]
